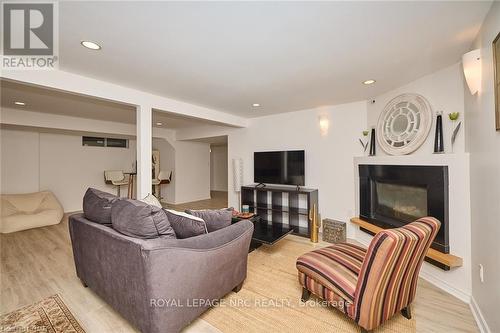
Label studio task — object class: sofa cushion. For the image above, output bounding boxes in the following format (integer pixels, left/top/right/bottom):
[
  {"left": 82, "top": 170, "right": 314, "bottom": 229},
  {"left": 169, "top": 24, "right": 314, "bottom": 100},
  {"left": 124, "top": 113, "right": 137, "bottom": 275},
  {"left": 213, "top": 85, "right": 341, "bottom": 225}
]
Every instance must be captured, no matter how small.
[
  {"left": 111, "top": 199, "right": 176, "bottom": 239},
  {"left": 164, "top": 209, "right": 208, "bottom": 239},
  {"left": 185, "top": 207, "right": 234, "bottom": 232},
  {"left": 83, "top": 188, "right": 118, "bottom": 224},
  {"left": 140, "top": 194, "right": 162, "bottom": 208}
]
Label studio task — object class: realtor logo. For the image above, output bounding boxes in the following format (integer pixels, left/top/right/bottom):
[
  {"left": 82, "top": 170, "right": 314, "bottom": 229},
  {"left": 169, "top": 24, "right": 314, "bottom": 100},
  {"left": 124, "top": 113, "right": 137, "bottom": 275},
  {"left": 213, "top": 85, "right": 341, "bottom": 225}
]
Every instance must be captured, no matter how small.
[{"left": 2, "top": 2, "right": 58, "bottom": 69}]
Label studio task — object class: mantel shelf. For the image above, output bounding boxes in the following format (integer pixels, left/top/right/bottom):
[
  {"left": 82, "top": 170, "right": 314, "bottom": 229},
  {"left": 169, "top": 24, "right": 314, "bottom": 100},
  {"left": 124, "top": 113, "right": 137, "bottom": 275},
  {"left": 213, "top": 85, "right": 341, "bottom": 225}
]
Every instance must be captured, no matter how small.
[{"left": 350, "top": 217, "right": 463, "bottom": 269}]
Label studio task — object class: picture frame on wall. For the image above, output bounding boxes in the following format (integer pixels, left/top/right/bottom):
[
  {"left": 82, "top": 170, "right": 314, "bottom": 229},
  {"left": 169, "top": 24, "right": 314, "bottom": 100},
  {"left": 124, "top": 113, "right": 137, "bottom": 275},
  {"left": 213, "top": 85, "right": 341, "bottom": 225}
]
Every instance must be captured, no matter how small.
[{"left": 494, "top": 32, "right": 500, "bottom": 131}]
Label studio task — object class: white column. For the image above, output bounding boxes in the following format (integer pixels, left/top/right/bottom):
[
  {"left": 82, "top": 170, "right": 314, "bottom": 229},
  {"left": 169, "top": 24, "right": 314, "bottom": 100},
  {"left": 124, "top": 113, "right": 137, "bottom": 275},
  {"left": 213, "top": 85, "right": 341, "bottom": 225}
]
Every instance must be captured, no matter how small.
[{"left": 136, "top": 104, "right": 152, "bottom": 199}]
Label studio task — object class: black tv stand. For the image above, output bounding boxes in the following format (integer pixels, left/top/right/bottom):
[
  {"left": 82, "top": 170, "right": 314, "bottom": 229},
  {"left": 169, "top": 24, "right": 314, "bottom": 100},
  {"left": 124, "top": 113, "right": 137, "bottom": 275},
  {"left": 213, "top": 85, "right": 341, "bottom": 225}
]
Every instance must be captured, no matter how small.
[
  {"left": 241, "top": 185, "right": 319, "bottom": 240},
  {"left": 255, "top": 183, "right": 266, "bottom": 188}
]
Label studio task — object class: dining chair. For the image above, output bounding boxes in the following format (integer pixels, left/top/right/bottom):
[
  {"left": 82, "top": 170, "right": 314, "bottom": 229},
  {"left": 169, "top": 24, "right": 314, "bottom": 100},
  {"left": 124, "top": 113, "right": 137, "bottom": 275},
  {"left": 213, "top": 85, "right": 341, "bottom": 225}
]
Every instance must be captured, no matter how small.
[{"left": 104, "top": 170, "right": 129, "bottom": 196}]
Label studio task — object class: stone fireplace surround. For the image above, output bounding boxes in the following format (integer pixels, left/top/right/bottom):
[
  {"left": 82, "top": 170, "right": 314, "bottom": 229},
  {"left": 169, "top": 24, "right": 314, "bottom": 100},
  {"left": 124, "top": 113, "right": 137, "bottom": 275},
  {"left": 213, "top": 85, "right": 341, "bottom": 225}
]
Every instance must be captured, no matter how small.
[{"left": 353, "top": 154, "right": 472, "bottom": 303}]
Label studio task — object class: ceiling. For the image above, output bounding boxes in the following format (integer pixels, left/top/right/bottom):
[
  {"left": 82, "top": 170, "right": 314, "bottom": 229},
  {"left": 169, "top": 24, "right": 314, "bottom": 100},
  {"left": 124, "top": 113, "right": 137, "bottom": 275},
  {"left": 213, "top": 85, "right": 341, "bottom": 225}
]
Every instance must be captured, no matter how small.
[
  {"left": 58, "top": 1, "right": 491, "bottom": 117},
  {"left": 0, "top": 80, "right": 225, "bottom": 129},
  {"left": 190, "top": 135, "right": 228, "bottom": 145},
  {"left": 1, "top": 80, "right": 136, "bottom": 121}
]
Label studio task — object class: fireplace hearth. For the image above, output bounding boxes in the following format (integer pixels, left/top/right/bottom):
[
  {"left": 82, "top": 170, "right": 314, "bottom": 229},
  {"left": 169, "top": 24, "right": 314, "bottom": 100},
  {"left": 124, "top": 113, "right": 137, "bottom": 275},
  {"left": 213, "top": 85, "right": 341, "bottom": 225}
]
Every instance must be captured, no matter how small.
[{"left": 359, "top": 165, "right": 449, "bottom": 253}]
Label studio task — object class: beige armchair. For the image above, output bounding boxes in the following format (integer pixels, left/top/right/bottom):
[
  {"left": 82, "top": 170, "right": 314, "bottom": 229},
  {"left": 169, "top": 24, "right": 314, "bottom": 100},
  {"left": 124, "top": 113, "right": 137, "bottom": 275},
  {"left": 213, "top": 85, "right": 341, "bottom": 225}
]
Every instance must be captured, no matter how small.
[{"left": 1, "top": 191, "right": 64, "bottom": 233}]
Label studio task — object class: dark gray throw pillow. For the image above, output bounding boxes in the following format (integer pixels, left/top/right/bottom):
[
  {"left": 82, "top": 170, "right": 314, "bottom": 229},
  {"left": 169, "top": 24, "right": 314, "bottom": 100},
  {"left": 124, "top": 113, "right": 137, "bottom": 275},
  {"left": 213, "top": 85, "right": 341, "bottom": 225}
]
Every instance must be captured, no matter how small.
[
  {"left": 164, "top": 209, "right": 208, "bottom": 239},
  {"left": 185, "top": 207, "right": 234, "bottom": 232},
  {"left": 111, "top": 199, "right": 176, "bottom": 239},
  {"left": 83, "top": 187, "right": 119, "bottom": 224}
]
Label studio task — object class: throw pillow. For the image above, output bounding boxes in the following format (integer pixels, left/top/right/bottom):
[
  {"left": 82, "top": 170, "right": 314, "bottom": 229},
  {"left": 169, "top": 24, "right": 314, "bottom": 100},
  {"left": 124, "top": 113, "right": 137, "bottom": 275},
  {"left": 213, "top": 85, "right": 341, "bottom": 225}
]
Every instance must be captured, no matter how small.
[
  {"left": 111, "top": 199, "right": 176, "bottom": 239},
  {"left": 140, "top": 194, "right": 162, "bottom": 208},
  {"left": 164, "top": 209, "right": 208, "bottom": 239},
  {"left": 185, "top": 207, "right": 234, "bottom": 232},
  {"left": 83, "top": 188, "right": 119, "bottom": 224}
]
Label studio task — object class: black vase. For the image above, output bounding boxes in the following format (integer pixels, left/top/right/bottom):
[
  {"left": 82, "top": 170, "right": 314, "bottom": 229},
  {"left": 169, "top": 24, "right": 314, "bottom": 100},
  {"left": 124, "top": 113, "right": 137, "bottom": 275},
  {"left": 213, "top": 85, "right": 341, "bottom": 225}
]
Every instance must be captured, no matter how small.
[
  {"left": 434, "top": 114, "right": 444, "bottom": 153},
  {"left": 369, "top": 128, "right": 376, "bottom": 156}
]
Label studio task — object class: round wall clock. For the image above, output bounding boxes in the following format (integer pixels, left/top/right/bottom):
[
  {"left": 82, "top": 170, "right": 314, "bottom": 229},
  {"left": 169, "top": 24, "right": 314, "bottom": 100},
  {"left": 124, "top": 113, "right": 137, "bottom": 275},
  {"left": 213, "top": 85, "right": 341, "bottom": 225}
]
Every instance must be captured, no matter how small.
[{"left": 376, "top": 93, "right": 433, "bottom": 155}]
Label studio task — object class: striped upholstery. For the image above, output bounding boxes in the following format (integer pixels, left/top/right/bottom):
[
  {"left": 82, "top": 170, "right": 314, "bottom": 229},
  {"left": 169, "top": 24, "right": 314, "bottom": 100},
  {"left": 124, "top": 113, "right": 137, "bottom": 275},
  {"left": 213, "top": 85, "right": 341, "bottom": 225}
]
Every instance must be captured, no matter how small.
[
  {"left": 296, "top": 242, "right": 366, "bottom": 314},
  {"left": 296, "top": 217, "right": 441, "bottom": 331}
]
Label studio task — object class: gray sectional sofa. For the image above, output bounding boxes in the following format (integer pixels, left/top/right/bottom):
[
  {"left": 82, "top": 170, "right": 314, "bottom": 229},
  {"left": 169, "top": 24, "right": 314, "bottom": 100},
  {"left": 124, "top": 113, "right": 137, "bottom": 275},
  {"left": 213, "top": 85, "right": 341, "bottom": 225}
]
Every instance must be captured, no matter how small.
[{"left": 69, "top": 209, "right": 253, "bottom": 333}]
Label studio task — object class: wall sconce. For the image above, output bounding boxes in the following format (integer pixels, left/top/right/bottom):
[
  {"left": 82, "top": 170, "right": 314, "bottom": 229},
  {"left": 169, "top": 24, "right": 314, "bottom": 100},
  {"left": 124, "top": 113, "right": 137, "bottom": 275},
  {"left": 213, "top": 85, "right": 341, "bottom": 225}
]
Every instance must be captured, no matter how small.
[
  {"left": 319, "top": 115, "right": 329, "bottom": 136},
  {"left": 462, "top": 49, "right": 481, "bottom": 95}
]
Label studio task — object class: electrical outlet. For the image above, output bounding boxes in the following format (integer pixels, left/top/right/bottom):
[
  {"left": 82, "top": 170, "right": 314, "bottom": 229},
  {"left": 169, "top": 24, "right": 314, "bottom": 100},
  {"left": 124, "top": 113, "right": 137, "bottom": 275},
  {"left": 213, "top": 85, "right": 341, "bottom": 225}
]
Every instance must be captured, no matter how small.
[{"left": 479, "top": 264, "right": 485, "bottom": 283}]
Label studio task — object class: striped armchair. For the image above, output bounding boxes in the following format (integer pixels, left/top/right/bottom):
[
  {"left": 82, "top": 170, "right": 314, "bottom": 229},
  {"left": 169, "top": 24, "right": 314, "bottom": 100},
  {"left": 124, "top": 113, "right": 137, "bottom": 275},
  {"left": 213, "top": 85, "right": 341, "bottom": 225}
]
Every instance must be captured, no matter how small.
[{"left": 296, "top": 217, "right": 441, "bottom": 332}]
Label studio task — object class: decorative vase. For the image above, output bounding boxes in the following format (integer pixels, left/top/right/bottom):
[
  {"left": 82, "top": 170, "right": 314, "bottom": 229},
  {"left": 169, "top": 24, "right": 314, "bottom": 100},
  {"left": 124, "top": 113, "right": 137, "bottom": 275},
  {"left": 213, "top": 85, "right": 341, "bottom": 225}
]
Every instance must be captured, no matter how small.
[
  {"left": 359, "top": 130, "right": 370, "bottom": 155},
  {"left": 434, "top": 112, "right": 444, "bottom": 153},
  {"left": 369, "top": 128, "right": 376, "bottom": 156},
  {"left": 309, "top": 204, "right": 319, "bottom": 243}
]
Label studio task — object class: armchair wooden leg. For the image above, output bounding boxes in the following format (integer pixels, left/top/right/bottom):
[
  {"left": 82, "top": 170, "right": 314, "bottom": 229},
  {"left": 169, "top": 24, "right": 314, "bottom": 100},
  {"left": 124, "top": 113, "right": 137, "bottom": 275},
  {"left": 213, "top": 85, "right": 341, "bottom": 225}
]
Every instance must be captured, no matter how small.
[
  {"left": 301, "top": 288, "right": 311, "bottom": 302},
  {"left": 360, "top": 328, "right": 372, "bottom": 333},
  {"left": 401, "top": 305, "right": 412, "bottom": 319},
  {"left": 233, "top": 281, "right": 244, "bottom": 293}
]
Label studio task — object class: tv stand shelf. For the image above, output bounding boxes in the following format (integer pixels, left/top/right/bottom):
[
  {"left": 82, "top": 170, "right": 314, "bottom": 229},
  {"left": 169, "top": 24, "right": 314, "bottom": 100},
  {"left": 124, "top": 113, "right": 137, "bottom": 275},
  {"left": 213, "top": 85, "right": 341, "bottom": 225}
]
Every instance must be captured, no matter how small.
[{"left": 241, "top": 185, "right": 318, "bottom": 239}]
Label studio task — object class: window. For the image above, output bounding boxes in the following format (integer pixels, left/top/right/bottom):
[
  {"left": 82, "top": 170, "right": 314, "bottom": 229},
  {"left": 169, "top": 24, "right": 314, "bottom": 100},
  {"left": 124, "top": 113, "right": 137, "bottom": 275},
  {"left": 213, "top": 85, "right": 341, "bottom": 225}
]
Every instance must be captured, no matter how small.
[
  {"left": 82, "top": 136, "right": 105, "bottom": 147},
  {"left": 106, "top": 138, "right": 128, "bottom": 148},
  {"left": 82, "top": 136, "right": 128, "bottom": 148}
]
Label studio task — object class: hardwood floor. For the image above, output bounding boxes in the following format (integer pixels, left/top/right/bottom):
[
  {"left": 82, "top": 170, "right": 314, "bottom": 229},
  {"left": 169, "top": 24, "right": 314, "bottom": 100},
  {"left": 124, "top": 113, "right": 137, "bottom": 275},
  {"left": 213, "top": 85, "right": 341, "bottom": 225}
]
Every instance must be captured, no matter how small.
[{"left": 0, "top": 192, "right": 478, "bottom": 333}]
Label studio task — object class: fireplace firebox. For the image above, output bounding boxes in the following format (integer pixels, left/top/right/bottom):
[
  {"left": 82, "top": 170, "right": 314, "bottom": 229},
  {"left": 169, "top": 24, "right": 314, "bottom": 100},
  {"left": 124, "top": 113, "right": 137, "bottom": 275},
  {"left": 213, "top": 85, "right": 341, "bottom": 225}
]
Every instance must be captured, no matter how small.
[{"left": 359, "top": 165, "right": 449, "bottom": 253}]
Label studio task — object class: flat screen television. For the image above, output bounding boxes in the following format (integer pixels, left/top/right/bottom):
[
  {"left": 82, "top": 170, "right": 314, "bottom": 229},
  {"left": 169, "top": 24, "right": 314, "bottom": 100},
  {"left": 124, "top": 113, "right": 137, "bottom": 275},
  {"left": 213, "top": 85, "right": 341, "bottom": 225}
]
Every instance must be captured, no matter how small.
[{"left": 254, "top": 150, "right": 305, "bottom": 186}]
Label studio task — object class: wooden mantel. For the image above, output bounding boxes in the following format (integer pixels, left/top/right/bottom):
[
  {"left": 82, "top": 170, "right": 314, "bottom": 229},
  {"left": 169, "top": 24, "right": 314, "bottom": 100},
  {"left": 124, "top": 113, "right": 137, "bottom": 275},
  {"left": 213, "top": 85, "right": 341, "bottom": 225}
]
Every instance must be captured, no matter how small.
[{"left": 350, "top": 217, "right": 463, "bottom": 269}]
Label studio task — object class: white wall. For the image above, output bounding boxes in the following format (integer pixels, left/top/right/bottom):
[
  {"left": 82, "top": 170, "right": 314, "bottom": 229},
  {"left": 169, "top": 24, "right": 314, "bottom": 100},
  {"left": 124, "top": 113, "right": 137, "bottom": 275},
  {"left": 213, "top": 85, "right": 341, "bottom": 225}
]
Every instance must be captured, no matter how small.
[
  {"left": 210, "top": 145, "right": 228, "bottom": 191},
  {"left": 367, "top": 63, "right": 466, "bottom": 155},
  {"left": 227, "top": 101, "right": 367, "bottom": 225},
  {"left": 152, "top": 137, "right": 176, "bottom": 203},
  {"left": 1, "top": 128, "right": 136, "bottom": 212},
  {"left": 174, "top": 140, "right": 211, "bottom": 204},
  {"left": 0, "top": 129, "right": 40, "bottom": 194},
  {"left": 0, "top": 127, "right": 209, "bottom": 211},
  {"left": 465, "top": 2, "right": 500, "bottom": 332},
  {"left": 39, "top": 133, "right": 137, "bottom": 211}
]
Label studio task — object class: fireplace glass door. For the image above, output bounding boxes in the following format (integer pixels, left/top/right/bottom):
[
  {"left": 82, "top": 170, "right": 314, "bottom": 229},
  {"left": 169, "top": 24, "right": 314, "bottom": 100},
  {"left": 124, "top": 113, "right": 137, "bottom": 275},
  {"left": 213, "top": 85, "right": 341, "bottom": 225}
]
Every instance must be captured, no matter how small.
[{"left": 375, "top": 182, "right": 428, "bottom": 223}]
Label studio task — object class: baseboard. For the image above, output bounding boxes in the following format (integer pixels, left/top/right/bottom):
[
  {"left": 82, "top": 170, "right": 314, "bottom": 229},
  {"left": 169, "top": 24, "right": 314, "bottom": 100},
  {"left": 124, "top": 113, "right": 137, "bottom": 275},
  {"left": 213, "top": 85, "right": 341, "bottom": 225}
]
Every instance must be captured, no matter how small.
[
  {"left": 418, "top": 269, "right": 471, "bottom": 304},
  {"left": 470, "top": 296, "right": 491, "bottom": 333}
]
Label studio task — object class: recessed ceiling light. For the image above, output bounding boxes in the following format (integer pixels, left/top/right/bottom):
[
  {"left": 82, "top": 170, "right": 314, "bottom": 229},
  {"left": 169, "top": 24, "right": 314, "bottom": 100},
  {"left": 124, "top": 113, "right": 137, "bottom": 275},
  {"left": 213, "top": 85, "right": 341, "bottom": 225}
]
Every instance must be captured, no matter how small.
[
  {"left": 81, "top": 41, "right": 101, "bottom": 50},
  {"left": 14, "top": 101, "right": 26, "bottom": 106},
  {"left": 252, "top": 103, "right": 261, "bottom": 107},
  {"left": 363, "top": 79, "right": 376, "bottom": 85},
  {"left": 156, "top": 122, "right": 163, "bottom": 126}
]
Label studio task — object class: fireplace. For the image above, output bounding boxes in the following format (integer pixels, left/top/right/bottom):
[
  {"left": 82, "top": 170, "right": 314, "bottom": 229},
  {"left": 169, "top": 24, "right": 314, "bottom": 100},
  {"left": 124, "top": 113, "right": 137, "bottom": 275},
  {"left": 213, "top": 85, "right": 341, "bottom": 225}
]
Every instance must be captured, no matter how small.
[{"left": 359, "top": 165, "right": 449, "bottom": 253}]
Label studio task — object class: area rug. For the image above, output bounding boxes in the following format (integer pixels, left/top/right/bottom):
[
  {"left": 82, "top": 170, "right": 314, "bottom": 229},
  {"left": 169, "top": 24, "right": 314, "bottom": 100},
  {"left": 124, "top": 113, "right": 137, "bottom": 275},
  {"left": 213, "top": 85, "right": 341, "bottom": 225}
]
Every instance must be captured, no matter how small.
[
  {"left": 0, "top": 294, "right": 86, "bottom": 333},
  {"left": 201, "top": 238, "right": 416, "bottom": 333}
]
